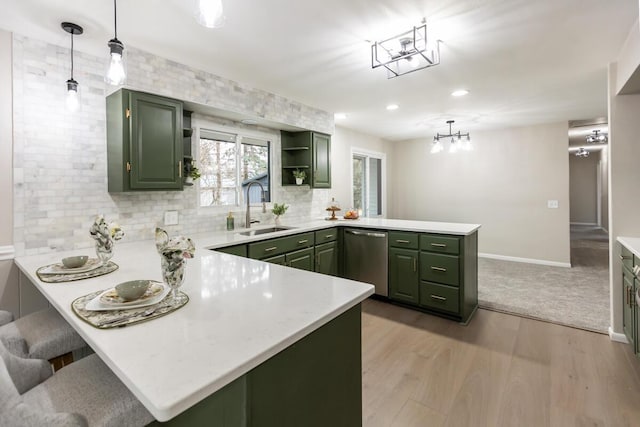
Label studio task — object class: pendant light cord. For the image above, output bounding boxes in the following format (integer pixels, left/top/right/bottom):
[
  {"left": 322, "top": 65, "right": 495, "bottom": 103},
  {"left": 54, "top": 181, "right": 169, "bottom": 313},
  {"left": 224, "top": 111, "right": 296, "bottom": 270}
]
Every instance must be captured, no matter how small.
[
  {"left": 113, "top": 0, "right": 118, "bottom": 39},
  {"left": 70, "top": 31, "right": 74, "bottom": 80}
]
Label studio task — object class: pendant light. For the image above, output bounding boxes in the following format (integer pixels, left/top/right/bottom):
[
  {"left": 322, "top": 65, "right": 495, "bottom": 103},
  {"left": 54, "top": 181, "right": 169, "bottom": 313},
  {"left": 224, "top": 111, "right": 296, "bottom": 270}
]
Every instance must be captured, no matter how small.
[
  {"left": 105, "top": 0, "right": 126, "bottom": 85},
  {"left": 196, "top": 0, "right": 226, "bottom": 28},
  {"left": 61, "top": 22, "right": 83, "bottom": 112}
]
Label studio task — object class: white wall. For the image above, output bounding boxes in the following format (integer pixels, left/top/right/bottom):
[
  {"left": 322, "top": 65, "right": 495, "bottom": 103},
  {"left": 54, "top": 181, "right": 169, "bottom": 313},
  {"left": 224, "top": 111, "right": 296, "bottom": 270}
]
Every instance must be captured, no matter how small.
[
  {"left": 0, "top": 30, "right": 19, "bottom": 316},
  {"left": 600, "top": 147, "right": 609, "bottom": 231},
  {"left": 331, "top": 126, "right": 393, "bottom": 217},
  {"left": 390, "top": 122, "right": 571, "bottom": 266},
  {"left": 569, "top": 153, "right": 598, "bottom": 224},
  {"left": 608, "top": 62, "right": 640, "bottom": 335}
]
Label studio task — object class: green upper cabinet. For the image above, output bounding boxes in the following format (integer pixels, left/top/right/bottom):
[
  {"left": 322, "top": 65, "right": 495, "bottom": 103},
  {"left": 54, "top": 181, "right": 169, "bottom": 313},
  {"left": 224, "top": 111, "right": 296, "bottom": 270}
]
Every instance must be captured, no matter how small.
[
  {"left": 311, "top": 132, "right": 331, "bottom": 188},
  {"left": 280, "top": 131, "right": 331, "bottom": 188},
  {"left": 107, "top": 89, "right": 184, "bottom": 192}
]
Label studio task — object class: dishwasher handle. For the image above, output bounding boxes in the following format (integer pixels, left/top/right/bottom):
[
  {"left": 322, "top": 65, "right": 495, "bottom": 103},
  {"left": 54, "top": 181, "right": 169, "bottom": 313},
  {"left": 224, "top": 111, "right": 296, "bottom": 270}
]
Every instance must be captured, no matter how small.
[{"left": 345, "top": 229, "right": 387, "bottom": 239}]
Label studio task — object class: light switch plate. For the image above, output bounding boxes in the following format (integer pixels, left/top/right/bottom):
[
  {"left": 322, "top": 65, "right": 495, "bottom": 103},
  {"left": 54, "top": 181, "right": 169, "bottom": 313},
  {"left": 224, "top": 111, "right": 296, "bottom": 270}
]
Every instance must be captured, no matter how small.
[
  {"left": 547, "top": 200, "right": 559, "bottom": 209},
  {"left": 164, "top": 211, "right": 179, "bottom": 225}
]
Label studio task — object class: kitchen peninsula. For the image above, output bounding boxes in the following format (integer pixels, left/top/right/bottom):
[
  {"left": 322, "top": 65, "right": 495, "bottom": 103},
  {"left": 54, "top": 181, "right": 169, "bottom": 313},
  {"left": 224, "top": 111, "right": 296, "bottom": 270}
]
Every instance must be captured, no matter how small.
[{"left": 14, "top": 218, "right": 479, "bottom": 424}]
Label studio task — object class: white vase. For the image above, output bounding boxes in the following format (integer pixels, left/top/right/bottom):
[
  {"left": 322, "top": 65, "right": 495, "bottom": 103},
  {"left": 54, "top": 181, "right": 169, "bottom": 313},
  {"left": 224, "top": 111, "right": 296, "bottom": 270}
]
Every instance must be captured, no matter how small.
[
  {"left": 295, "top": 177, "right": 303, "bottom": 185},
  {"left": 185, "top": 177, "right": 193, "bottom": 184},
  {"left": 275, "top": 216, "right": 281, "bottom": 227}
]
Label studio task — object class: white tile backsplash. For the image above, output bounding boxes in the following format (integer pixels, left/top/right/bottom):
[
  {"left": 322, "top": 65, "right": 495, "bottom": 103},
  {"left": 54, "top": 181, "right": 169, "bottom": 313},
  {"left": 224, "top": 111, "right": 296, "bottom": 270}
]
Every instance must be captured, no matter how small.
[{"left": 12, "top": 34, "right": 333, "bottom": 256}]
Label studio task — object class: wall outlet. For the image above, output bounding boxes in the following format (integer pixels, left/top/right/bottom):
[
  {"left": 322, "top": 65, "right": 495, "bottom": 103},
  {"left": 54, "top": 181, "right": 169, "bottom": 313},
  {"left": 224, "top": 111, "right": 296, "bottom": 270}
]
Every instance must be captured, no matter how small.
[
  {"left": 164, "top": 210, "right": 179, "bottom": 225},
  {"left": 547, "top": 200, "right": 559, "bottom": 209}
]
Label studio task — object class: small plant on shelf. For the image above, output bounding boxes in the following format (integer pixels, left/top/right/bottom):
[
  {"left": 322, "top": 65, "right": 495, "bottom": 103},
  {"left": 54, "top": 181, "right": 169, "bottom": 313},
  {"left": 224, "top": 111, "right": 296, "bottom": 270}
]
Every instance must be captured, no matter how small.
[
  {"left": 292, "top": 169, "right": 306, "bottom": 185},
  {"left": 185, "top": 161, "right": 201, "bottom": 184}
]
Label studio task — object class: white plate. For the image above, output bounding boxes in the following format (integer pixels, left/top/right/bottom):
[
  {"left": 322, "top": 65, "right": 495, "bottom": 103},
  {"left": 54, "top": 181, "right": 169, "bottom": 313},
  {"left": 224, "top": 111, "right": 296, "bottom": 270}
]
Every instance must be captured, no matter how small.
[
  {"left": 39, "top": 258, "right": 103, "bottom": 275},
  {"left": 84, "top": 282, "right": 170, "bottom": 311}
]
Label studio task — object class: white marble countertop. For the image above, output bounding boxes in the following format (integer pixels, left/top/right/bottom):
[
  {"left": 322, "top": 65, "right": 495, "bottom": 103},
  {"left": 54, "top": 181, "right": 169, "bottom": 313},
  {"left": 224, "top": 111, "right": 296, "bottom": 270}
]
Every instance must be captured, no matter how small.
[
  {"left": 14, "top": 239, "right": 374, "bottom": 421},
  {"left": 199, "top": 217, "right": 481, "bottom": 250},
  {"left": 617, "top": 236, "right": 640, "bottom": 258},
  {"left": 13, "top": 217, "right": 479, "bottom": 421}
]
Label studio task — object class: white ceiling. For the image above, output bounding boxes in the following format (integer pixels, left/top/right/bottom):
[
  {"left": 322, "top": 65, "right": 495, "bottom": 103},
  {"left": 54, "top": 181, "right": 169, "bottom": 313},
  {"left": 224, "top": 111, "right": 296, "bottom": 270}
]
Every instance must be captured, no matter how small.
[{"left": 0, "top": 0, "right": 636, "bottom": 140}]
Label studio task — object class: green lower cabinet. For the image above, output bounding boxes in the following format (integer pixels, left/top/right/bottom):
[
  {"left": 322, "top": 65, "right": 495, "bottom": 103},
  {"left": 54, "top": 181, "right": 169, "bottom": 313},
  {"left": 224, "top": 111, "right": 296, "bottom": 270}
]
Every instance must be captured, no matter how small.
[
  {"left": 315, "top": 241, "right": 338, "bottom": 276},
  {"left": 388, "top": 247, "right": 419, "bottom": 304},
  {"left": 623, "top": 267, "right": 635, "bottom": 347},
  {"left": 286, "top": 247, "right": 315, "bottom": 271},
  {"left": 263, "top": 254, "right": 287, "bottom": 265},
  {"left": 214, "top": 244, "right": 247, "bottom": 257},
  {"left": 419, "top": 281, "right": 460, "bottom": 314}
]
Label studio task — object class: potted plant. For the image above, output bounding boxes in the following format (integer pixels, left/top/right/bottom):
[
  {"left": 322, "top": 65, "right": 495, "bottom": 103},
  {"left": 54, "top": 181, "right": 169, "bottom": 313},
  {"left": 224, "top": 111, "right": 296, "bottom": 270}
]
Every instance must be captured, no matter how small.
[
  {"left": 292, "top": 169, "right": 306, "bottom": 185},
  {"left": 185, "top": 162, "right": 201, "bottom": 185},
  {"left": 271, "top": 203, "right": 288, "bottom": 226}
]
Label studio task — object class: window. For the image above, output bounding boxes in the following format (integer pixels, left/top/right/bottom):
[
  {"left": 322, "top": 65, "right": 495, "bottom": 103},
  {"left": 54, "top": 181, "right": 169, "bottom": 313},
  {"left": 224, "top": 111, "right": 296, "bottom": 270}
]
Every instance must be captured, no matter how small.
[
  {"left": 352, "top": 150, "right": 384, "bottom": 217},
  {"left": 199, "top": 129, "right": 271, "bottom": 207}
]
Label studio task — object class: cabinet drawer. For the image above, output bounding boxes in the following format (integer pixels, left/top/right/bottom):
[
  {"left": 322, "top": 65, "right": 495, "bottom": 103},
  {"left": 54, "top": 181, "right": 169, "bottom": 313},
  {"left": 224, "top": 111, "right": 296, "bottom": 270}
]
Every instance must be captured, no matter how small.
[
  {"left": 420, "top": 235, "right": 460, "bottom": 255},
  {"left": 315, "top": 229, "right": 338, "bottom": 244},
  {"left": 621, "top": 245, "right": 634, "bottom": 271},
  {"left": 389, "top": 232, "right": 419, "bottom": 249},
  {"left": 213, "top": 244, "right": 247, "bottom": 257},
  {"left": 248, "top": 232, "right": 315, "bottom": 259},
  {"left": 419, "top": 281, "right": 459, "bottom": 314},
  {"left": 420, "top": 253, "right": 460, "bottom": 286}
]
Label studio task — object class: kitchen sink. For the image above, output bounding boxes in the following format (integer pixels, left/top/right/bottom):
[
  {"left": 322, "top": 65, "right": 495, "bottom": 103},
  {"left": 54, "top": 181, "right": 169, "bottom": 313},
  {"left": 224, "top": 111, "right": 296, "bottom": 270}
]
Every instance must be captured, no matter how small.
[{"left": 238, "top": 226, "right": 296, "bottom": 236}]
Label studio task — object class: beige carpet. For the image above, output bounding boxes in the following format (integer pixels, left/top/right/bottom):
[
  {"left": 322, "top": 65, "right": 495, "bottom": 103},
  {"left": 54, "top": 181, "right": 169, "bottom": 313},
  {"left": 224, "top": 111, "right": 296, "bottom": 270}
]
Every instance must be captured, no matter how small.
[{"left": 478, "top": 225, "right": 609, "bottom": 333}]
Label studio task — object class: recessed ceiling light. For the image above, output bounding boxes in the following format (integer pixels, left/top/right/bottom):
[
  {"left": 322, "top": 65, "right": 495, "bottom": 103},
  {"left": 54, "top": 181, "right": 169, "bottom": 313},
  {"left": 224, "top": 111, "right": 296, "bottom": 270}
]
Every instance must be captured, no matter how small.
[
  {"left": 334, "top": 113, "right": 347, "bottom": 120},
  {"left": 386, "top": 104, "right": 399, "bottom": 111},
  {"left": 451, "top": 89, "right": 469, "bottom": 97}
]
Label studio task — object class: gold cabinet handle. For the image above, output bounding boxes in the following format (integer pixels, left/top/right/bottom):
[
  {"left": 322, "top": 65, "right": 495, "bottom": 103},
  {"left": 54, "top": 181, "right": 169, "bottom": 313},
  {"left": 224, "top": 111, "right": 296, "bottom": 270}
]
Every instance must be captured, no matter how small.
[
  {"left": 413, "top": 258, "right": 417, "bottom": 272},
  {"left": 431, "top": 266, "right": 447, "bottom": 272},
  {"left": 396, "top": 239, "right": 410, "bottom": 244},
  {"left": 179, "top": 160, "right": 182, "bottom": 178},
  {"left": 126, "top": 161, "right": 131, "bottom": 172},
  {"left": 264, "top": 247, "right": 278, "bottom": 252},
  {"left": 325, "top": 234, "right": 334, "bottom": 239},
  {"left": 298, "top": 239, "right": 308, "bottom": 244},
  {"left": 431, "top": 243, "right": 447, "bottom": 248},
  {"left": 430, "top": 295, "right": 446, "bottom": 301}
]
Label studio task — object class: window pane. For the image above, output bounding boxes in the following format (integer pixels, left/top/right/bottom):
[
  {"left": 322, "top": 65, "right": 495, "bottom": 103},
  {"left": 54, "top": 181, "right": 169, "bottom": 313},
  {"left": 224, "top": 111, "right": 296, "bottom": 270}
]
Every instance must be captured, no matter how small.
[
  {"left": 353, "top": 156, "right": 365, "bottom": 212},
  {"left": 368, "top": 158, "right": 382, "bottom": 216},
  {"left": 200, "top": 135, "right": 237, "bottom": 206},
  {"left": 241, "top": 140, "right": 270, "bottom": 202}
]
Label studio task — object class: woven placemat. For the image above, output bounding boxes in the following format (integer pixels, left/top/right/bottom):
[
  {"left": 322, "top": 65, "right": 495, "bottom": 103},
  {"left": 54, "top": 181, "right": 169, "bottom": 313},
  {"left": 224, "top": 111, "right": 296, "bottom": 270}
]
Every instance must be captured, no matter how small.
[
  {"left": 37, "top": 261, "right": 119, "bottom": 283},
  {"left": 71, "top": 289, "right": 188, "bottom": 329}
]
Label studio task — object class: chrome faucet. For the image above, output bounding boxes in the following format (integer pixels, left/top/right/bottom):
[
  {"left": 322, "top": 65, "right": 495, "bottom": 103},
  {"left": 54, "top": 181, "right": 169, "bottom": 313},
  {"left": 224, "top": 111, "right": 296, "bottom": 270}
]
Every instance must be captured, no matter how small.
[{"left": 245, "top": 180, "right": 266, "bottom": 228}]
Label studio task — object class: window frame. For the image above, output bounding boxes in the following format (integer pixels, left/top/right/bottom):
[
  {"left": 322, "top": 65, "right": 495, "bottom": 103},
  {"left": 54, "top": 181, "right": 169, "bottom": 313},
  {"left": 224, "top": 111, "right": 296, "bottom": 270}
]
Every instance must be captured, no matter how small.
[
  {"left": 350, "top": 147, "right": 386, "bottom": 218},
  {"left": 196, "top": 122, "right": 274, "bottom": 211}
]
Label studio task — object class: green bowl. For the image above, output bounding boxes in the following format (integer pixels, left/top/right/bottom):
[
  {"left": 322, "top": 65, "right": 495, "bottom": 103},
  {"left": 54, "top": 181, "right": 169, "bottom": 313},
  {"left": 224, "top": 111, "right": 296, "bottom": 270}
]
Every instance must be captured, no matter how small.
[
  {"left": 61, "top": 256, "right": 89, "bottom": 269},
  {"left": 115, "top": 280, "right": 150, "bottom": 301}
]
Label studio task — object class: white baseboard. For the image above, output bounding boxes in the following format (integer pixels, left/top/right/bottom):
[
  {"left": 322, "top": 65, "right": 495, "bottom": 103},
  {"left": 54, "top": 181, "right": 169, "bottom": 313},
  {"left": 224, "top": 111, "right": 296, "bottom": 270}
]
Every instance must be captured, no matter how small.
[
  {"left": 608, "top": 327, "right": 629, "bottom": 343},
  {"left": 0, "top": 245, "right": 15, "bottom": 261},
  {"left": 570, "top": 222, "right": 598, "bottom": 226},
  {"left": 478, "top": 252, "right": 571, "bottom": 268}
]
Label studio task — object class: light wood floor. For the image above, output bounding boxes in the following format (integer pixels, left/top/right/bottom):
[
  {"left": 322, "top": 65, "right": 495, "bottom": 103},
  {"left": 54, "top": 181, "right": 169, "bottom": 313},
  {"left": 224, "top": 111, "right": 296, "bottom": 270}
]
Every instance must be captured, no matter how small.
[{"left": 361, "top": 299, "right": 640, "bottom": 427}]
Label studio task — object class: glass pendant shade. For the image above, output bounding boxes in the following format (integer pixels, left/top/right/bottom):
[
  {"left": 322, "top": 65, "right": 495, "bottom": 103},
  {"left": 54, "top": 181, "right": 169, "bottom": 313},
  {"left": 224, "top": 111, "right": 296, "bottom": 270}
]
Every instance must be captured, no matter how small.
[
  {"left": 196, "top": 0, "right": 226, "bottom": 28},
  {"left": 105, "top": 38, "right": 126, "bottom": 85},
  {"left": 66, "top": 79, "right": 79, "bottom": 112}
]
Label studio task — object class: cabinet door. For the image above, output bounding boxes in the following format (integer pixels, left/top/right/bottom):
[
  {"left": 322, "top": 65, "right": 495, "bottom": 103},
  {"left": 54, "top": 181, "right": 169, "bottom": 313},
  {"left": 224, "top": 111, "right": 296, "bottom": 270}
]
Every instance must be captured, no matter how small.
[
  {"left": 312, "top": 133, "right": 331, "bottom": 188},
  {"left": 129, "top": 91, "right": 183, "bottom": 190},
  {"left": 214, "top": 245, "right": 247, "bottom": 257},
  {"left": 287, "top": 247, "right": 315, "bottom": 271},
  {"left": 315, "top": 242, "right": 338, "bottom": 276},
  {"left": 389, "top": 247, "right": 419, "bottom": 304},
  {"left": 623, "top": 268, "right": 635, "bottom": 347},
  {"left": 263, "top": 254, "right": 286, "bottom": 265}
]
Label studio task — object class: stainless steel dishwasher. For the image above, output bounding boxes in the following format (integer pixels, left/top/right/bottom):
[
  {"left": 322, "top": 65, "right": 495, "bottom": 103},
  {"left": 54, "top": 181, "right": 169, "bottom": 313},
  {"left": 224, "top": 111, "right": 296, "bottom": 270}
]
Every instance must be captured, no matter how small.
[{"left": 343, "top": 228, "right": 388, "bottom": 296}]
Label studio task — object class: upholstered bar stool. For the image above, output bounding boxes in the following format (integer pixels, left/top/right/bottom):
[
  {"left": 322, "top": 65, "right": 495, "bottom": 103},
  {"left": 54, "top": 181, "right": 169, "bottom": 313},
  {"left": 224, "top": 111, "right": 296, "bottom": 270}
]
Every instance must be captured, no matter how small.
[
  {"left": 0, "top": 308, "right": 86, "bottom": 364},
  {"left": 0, "top": 341, "right": 154, "bottom": 427}
]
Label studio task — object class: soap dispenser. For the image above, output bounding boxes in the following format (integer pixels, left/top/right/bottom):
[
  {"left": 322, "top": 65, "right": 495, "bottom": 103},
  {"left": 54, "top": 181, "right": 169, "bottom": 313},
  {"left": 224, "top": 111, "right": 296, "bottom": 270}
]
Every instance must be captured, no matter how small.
[{"left": 226, "top": 212, "right": 235, "bottom": 231}]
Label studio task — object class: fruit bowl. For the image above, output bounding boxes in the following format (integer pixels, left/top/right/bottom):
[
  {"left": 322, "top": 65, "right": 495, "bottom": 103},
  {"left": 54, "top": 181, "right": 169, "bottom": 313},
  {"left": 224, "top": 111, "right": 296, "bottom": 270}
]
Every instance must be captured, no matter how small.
[{"left": 344, "top": 210, "right": 359, "bottom": 220}]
